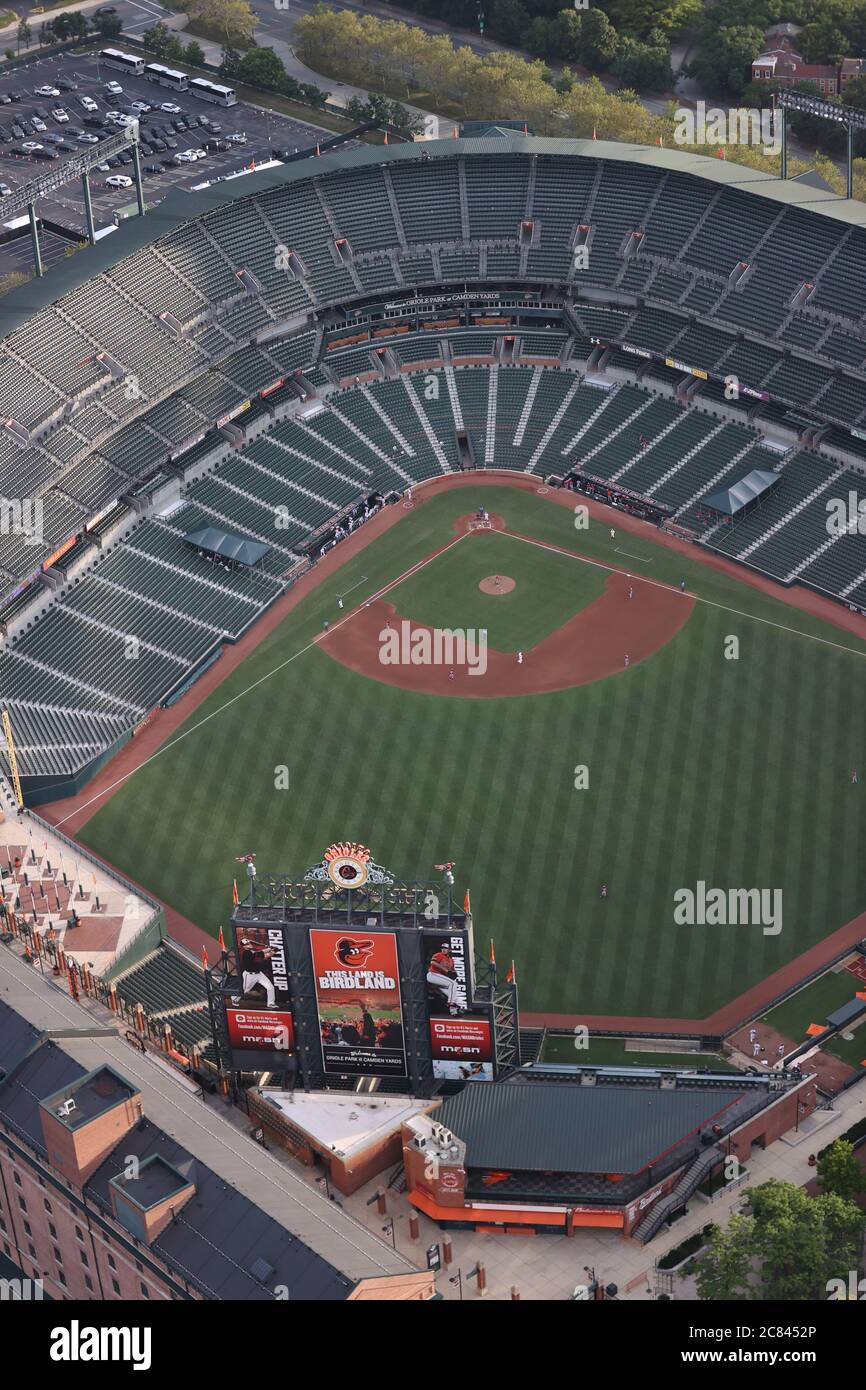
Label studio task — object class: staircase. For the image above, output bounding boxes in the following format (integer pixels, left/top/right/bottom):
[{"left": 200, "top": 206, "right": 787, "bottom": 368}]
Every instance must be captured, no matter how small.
[{"left": 633, "top": 1145, "right": 723, "bottom": 1245}]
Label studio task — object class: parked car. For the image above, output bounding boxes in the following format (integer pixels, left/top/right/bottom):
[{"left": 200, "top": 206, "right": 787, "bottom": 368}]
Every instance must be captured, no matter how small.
[
  {"left": 225, "top": 132, "right": 247, "bottom": 145},
  {"left": 130, "top": 101, "right": 151, "bottom": 113},
  {"left": 205, "top": 137, "right": 229, "bottom": 152},
  {"left": 160, "top": 102, "right": 182, "bottom": 114},
  {"left": 33, "top": 146, "right": 59, "bottom": 160},
  {"left": 105, "top": 81, "right": 123, "bottom": 96},
  {"left": 79, "top": 95, "right": 98, "bottom": 112},
  {"left": 83, "top": 115, "right": 106, "bottom": 128},
  {"left": 76, "top": 132, "right": 100, "bottom": 144},
  {"left": 30, "top": 117, "right": 47, "bottom": 132},
  {"left": 51, "top": 107, "right": 69, "bottom": 123},
  {"left": 11, "top": 123, "right": 26, "bottom": 139},
  {"left": 106, "top": 156, "right": 122, "bottom": 168},
  {"left": 151, "top": 137, "right": 167, "bottom": 152},
  {"left": 0, "top": 94, "right": 11, "bottom": 105},
  {"left": 173, "top": 150, "right": 195, "bottom": 164},
  {"left": 56, "top": 141, "right": 75, "bottom": 153},
  {"left": 164, "top": 136, "right": 178, "bottom": 150},
  {"left": 34, "top": 85, "right": 60, "bottom": 98},
  {"left": 106, "top": 173, "right": 133, "bottom": 188},
  {"left": 21, "top": 140, "right": 43, "bottom": 152},
  {"left": 44, "top": 133, "right": 66, "bottom": 144},
  {"left": 56, "top": 79, "right": 78, "bottom": 92},
  {"left": 0, "top": 182, "right": 12, "bottom": 196},
  {"left": 0, "top": 125, "right": 11, "bottom": 142}
]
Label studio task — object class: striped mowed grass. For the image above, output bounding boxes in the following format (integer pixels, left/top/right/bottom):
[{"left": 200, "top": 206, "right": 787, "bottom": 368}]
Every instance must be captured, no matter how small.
[{"left": 79, "top": 486, "right": 866, "bottom": 1019}]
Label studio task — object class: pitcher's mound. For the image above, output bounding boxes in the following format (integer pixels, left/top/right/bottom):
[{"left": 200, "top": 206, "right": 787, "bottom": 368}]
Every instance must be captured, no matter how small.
[{"left": 479, "top": 575, "right": 516, "bottom": 595}]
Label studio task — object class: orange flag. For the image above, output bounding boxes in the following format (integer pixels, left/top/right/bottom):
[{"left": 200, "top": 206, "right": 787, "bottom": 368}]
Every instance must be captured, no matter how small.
[
  {"left": 201, "top": 945, "right": 209, "bottom": 970},
  {"left": 232, "top": 879, "right": 239, "bottom": 906},
  {"left": 218, "top": 925, "right": 226, "bottom": 952},
  {"left": 383, "top": 131, "right": 388, "bottom": 145},
  {"left": 489, "top": 938, "right": 496, "bottom": 966},
  {"left": 463, "top": 889, "right": 471, "bottom": 914},
  {"left": 506, "top": 960, "right": 516, "bottom": 984},
  {"left": 717, "top": 147, "right": 726, "bottom": 160}
]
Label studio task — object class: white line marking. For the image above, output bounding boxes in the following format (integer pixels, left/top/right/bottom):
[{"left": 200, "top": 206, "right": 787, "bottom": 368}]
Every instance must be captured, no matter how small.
[
  {"left": 54, "top": 533, "right": 469, "bottom": 829},
  {"left": 615, "top": 547, "right": 652, "bottom": 563},
  {"left": 503, "top": 530, "right": 866, "bottom": 661},
  {"left": 336, "top": 575, "right": 367, "bottom": 599}
]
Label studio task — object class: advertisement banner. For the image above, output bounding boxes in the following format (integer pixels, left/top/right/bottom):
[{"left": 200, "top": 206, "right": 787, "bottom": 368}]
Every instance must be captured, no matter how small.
[
  {"left": 232, "top": 925, "right": 291, "bottom": 1010},
  {"left": 310, "top": 929, "right": 406, "bottom": 1076},
  {"left": 226, "top": 1007, "right": 294, "bottom": 1054},
  {"left": 429, "top": 1016, "right": 493, "bottom": 1081},
  {"left": 422, "top": 930, "right": 473, "bottom": 1017}
]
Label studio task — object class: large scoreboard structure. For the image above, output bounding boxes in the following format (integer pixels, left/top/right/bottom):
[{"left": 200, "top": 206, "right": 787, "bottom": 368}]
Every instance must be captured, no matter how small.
[{"left": 204, "top": 845, "right": 519, "bottom": 1097}]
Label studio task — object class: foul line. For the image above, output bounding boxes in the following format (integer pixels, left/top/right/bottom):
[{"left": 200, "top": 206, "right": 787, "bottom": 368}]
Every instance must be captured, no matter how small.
[
  {"left": 53, "top": 533, "right": 469, "bottom": 830},
  {"left": 504, "top": 529, "right": 866, "bottom": 661},
  {"left": 336, "top": 575, "right": 368, "bottom": 599},
  {"left": 615, "top": 547, "right": 652, "bottom": 563}
]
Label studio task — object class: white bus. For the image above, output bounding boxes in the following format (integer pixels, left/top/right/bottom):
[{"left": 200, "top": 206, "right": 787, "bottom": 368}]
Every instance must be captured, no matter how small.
[
  {"left": 99, "top": 49, "right": 145, "bottom": 76},
  {"left": 144, "top": 63, "right": 189, "bottom": 92},
  {"left": 188, "top": 77, "right": 237, "bottom": 107}
]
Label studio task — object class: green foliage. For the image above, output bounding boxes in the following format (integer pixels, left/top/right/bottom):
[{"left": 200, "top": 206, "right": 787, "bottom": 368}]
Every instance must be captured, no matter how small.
[
  {"left": 692, "top": 1215, "right": 756, "bottom": 1300},
  {"left": 816, "top": 1140, "right": 866, "bottom": 1204},
  {"left": 747, "top": 1179, "right": 865, "bottom": 1300}
]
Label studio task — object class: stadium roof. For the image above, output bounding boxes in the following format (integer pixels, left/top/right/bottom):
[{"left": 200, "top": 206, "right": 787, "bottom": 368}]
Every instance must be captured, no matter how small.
[
  {"left": 435, "top": 1075, "right": 756, "bottom": 1174},
  {"left": 702, "top": 469, "right": 781, "bottom": 515},
  {"left": 2, "top": 134, "right": 865, "bottom": 342},
  {"left": 185, "top": 526, "right": 270, "bottom": 566},
  {"left": 0, "top": 948, "right": 422, "bottom": 1295}
]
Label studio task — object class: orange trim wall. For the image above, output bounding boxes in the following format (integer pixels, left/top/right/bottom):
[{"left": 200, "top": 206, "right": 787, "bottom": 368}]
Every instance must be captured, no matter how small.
[{"left": 409, "top": 1187, "right": 623, "bottom": 1230}]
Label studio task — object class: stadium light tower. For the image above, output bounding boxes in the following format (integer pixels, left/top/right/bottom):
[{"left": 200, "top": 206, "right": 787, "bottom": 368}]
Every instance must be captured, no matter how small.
[{"left": 775, "top": 90, "right": 866, "bottom": 199}]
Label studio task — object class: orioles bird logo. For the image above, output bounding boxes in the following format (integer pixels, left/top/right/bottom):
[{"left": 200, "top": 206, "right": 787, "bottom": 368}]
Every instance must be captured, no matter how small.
[{"left": 334, "top": 937, "right": 376, "bottom": 968}]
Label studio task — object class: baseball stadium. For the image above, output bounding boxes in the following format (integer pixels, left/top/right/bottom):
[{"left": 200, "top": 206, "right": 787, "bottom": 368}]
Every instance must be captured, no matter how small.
[{"left": 1, "top": 131, "right": 866, "bottom": 1269}]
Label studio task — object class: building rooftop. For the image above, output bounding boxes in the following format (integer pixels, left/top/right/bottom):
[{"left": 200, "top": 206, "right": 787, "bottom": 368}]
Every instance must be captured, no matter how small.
[
  {"left": 0, "top": 945, "right": 423, "bottom": 1296},
  {"left": 436, "top": 1075, "right": 766, "bottom": 1175},
  {"left": 41, "top": 1064, "right": 138, "bottom": 1132}
]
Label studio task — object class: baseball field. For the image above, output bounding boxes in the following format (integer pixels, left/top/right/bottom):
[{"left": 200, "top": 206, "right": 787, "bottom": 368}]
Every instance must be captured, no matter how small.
[{"left": 76, "top": 481, "right": 866, "bottom": 1023}]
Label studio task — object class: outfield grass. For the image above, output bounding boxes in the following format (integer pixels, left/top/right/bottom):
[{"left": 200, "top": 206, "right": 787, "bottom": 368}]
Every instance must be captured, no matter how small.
[
  {"left": 763, "top": 969, "right": 862, "bottom": 1041},
  {"left": 539, "top": 1034, "right": 738, "bottom": 1070},
  {"left": 79, "top": 486, "right": 866, "bottom": 1018}
]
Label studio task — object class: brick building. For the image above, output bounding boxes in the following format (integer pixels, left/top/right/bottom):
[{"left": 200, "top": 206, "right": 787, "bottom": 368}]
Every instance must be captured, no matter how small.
[
  {"left": 751, "top": 34, "right": 866, "bottom": 95},
  {"left": 0, "top": 986, "right": 433, "bottom": 1301}
]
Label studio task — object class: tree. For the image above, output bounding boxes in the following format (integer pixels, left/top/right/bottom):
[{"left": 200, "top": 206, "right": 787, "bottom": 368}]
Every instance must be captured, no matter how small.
[
  {"left": 817, "top": 1140, "right": 866, "bottom": 1205},
  {"left": 580, "top": 9, "right": 619, "bottom": 72},
  {"left": 184, "top": 40, "right": 206, "bottom": 68},
  {"left": 748, "top": 1179, "right": 865, "bottom": 1301},
  {"left": 142, "top": 21, "right": 173, "bottom": 58},
  {"left": 489, "top": 0, "right": 530, "bottom": 47},
  {"left": 91, "top": 9, "right": 123, "bottom": 38},
  {"left": 219, "top": 45, "right": 242, "bottom": 78},
  {"left": 237, "top": 47, "right": 287, "bottom": 92},
  {"left": 692, "top": 1214, "right": 756, "bottom": 1301},
  {"left": 523, "top": 16, "right": 553, "bottom": 56},
  {"left": 613, "top": 36, "right": 673, "bottom": 90},
  {"left": 553, "top": 11, "right": 584, "bottom": 63},
  {"left": 686, "top": 23, "right": 766, "bottom": 97},
  {"left": 16, "top": 18, "right": 31, "bottom": 55}
]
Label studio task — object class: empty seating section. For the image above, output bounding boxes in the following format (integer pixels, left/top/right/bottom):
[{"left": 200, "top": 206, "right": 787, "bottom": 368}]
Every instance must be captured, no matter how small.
[
  {"left": 711, "top": 452, "right": 834, "bottom": 561},
  {"left": 526, "top": 156, "right": 595, "bottom": 280},
  {"left": 465, "top": 156, "right": 529, "bottom": 239},
  {"left": 116, "top": 945, "right": 208, "bottom": 1014}
]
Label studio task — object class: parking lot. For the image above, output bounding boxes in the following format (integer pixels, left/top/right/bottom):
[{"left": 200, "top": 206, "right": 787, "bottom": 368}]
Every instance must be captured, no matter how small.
[{"left": 0, "top": 48, "right": 357, "bottom": 276}]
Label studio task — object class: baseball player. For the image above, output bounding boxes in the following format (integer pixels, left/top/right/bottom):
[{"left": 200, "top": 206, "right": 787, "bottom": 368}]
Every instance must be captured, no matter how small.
[
  {"left": 427, "top": 942, "right": 462, "bottom": 1015},
  {"left": 239, "top": 937, "right": 276, "bottom": 1008}
]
